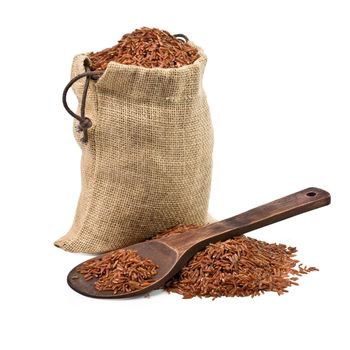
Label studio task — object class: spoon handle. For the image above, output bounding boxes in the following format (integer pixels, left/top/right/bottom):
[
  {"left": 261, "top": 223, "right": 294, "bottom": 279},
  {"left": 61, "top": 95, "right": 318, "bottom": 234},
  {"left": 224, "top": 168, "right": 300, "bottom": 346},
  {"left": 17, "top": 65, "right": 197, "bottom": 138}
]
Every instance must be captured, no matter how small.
[{"left": 162, "top": 187, "right": 331, "bottom": 254}]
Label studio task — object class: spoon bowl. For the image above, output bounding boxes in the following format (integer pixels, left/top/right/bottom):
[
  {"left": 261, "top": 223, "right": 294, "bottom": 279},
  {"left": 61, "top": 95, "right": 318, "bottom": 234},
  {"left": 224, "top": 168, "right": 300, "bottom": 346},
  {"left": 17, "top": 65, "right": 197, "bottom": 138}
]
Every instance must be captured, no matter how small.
[{"left": 68, "top": 239, "right": 179, "bottom": 298}]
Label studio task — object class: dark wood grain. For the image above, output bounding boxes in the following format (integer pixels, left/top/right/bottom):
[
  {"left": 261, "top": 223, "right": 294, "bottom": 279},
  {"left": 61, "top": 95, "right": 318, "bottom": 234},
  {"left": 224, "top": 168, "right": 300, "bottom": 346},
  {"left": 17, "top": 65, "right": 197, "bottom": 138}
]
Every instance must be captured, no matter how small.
[{"left": 67, "top": 187, "right": 330, "bottom": 298}]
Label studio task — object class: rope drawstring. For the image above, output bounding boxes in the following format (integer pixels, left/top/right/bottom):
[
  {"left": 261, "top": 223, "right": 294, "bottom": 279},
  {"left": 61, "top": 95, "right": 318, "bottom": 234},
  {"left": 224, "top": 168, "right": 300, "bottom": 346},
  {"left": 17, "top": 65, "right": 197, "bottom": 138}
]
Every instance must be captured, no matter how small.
[
  {"left": 173, "top": 33, "right": 189, "bottom": 42},
  {"left": 62, "top": 69, "right": 104, "bottom": 143}
]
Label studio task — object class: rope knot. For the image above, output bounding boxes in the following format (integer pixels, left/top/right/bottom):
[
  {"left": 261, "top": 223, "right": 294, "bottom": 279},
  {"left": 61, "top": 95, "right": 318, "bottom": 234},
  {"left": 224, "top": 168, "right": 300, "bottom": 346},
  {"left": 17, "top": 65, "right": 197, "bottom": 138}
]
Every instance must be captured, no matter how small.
[{"left": 77, "top": 117, "right": 92, "bottom": 131}]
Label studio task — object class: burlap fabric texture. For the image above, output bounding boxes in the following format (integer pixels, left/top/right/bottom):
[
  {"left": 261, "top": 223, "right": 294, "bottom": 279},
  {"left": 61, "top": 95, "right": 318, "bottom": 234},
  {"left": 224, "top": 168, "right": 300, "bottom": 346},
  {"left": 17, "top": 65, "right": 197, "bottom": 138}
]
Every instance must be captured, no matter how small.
[{"left": 54, "top": 45, "right": 214, "bottom": 253}]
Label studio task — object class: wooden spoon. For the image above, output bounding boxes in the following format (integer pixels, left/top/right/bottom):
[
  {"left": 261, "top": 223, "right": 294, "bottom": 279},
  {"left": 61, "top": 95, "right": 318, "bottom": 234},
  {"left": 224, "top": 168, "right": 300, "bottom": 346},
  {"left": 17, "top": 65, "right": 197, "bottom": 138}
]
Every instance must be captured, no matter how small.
[{"left": 67, "top": 187, "right": 330, "bottom": 298}]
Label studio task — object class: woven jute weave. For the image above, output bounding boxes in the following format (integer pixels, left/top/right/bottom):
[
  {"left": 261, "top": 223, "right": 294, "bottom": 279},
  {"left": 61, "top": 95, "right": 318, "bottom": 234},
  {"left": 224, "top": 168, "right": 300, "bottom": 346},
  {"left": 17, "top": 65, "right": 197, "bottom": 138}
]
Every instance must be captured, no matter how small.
[{"left": 54, "top": 45, "right": 214, "bottom": 254}]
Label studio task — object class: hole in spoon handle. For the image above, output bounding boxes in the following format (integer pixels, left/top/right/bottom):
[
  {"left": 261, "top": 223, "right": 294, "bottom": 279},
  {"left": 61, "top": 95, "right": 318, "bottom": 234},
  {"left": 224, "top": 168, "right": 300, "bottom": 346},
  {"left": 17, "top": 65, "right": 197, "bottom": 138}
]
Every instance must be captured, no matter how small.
[
  {"left": 306, "top": 191, "right": 317, "bottom": 197},
  {"left": 302, "top": 187, "right": 331, "bottom": 206}
]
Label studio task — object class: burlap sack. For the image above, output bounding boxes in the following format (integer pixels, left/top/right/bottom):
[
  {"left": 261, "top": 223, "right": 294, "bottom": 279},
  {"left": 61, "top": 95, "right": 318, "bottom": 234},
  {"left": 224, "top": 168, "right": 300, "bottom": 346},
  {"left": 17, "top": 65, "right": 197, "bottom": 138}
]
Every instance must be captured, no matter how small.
[{"left": 54, "top": 45, "right": 213, "bottom": 253}]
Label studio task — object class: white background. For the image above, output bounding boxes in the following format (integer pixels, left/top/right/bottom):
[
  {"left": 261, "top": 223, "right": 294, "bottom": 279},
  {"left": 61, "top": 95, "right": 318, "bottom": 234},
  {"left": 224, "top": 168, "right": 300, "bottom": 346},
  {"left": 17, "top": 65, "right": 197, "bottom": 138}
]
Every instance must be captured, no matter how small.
[{"left": 1, "top": 0, "right": 349, "bottom": 349}]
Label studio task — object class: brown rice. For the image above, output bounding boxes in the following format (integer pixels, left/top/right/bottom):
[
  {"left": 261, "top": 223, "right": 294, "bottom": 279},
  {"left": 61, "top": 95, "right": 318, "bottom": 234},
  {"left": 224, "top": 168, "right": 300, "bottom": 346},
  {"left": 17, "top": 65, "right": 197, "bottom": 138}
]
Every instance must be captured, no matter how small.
[
  {"left": 76, "top": 224, "right": 318, "bottom": 298},
  {"left": 161, "top": 225, "right": 318, "bottom": 298},
  {"left": 77, "top": 249, "right": 159, "bottom": 294},
  {"left": 88, "top": 27, "right": 200, "bottom": 70}
]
